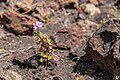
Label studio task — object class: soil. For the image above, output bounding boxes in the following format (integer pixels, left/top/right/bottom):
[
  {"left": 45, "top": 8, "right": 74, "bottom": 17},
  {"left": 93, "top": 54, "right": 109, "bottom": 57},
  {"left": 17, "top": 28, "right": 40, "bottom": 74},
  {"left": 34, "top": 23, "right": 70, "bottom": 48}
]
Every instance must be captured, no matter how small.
[{"left": 0, "top": 0, "right": 119, "bottom": 80}]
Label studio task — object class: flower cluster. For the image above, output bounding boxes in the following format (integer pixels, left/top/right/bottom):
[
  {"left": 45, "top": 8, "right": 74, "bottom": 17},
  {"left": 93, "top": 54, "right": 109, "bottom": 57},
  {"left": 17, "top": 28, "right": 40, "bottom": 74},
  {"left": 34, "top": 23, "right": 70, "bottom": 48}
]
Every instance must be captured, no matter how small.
[{"left": 33, "top": 21, "right": 43, "bottom": 30}]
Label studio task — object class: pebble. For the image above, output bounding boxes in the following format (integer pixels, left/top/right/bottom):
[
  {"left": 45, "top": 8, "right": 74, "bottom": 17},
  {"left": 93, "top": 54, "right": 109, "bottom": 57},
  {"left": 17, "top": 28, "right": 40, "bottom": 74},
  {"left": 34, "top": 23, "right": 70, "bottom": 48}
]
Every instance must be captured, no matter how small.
[
  {"left": 88, "top": 0, "right": 99, "bottom": 6},
  {"left": 84, "top": 3, "right": 101, "bottom": 15}
]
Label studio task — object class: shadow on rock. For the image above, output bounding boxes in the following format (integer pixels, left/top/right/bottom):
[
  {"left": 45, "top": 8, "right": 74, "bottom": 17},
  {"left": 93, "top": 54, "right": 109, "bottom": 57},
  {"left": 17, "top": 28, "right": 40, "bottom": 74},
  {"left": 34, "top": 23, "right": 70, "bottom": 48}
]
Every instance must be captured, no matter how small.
[{"left": 12, "top": 54, "right": 41, "bottom": 69}]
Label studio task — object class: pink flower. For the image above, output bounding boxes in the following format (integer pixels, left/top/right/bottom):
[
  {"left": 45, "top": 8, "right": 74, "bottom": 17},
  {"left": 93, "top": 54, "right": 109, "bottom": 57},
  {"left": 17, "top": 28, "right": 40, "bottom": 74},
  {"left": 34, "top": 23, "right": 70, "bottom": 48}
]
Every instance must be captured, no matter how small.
[{"left": 33, "top": 21, "right": 43, "bottom": 30}]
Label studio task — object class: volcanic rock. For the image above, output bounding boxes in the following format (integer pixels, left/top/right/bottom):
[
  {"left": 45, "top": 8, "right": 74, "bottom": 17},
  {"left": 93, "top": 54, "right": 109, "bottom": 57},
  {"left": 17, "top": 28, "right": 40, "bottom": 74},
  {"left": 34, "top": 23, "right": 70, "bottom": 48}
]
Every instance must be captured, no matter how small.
[
  {"left": 0, "top": 10, "right": 36, "bottom": 35},
  {"left": 84, "top": 18, "right": 120, "bottom": 74}
]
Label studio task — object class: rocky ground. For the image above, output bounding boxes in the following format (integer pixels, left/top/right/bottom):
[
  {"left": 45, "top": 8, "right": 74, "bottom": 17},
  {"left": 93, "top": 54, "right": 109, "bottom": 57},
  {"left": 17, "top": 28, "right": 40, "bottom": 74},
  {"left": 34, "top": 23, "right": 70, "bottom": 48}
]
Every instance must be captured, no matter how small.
[{"left": 0, "top": 0, "right": 120, "bottom": 80}]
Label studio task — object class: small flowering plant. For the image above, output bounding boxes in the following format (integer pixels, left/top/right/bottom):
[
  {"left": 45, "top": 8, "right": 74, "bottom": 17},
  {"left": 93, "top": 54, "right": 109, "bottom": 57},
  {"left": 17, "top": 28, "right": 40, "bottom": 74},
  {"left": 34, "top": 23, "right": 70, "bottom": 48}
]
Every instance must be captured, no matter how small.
[{"left": 33, "top": 21, "right": 53, "bottom": 63}]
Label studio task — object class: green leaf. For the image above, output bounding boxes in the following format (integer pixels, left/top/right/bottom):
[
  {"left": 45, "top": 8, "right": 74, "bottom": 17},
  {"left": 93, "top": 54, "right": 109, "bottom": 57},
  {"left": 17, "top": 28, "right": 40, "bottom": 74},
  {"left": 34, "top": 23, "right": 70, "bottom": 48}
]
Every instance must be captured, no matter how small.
[
  {"left": 47, "top": 56, "right": 52, "bottom": 60},
  {"left": 40, "top": 52, "right": 44, "bottom": 56},
  {"left": 43, "top": 54, "right": 48, "bottom": 58},
  {"left": 40, "top": 58, "right": 44, "bottom": 62},
  {"left": 33, "top": 32, "right": 39, "bottom": 36},
  {"left": 44, "top": 15, "right": 49, "bottom": 20}
]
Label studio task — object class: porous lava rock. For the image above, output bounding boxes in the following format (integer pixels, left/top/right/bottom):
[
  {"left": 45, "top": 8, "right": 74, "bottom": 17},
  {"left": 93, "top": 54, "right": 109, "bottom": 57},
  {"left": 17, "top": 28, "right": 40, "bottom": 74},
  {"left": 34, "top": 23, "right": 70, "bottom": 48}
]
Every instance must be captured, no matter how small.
[
  {"left": 0, "top": 10, "right": 36, "bottom": 35},
  {"left": 84, "top": 18, "right": 120, "bottom": 74}
]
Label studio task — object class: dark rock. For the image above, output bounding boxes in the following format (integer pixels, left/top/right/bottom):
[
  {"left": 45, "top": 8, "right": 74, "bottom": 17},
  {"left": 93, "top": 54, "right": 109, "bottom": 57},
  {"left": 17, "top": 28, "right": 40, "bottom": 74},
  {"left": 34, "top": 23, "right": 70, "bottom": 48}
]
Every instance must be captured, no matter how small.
[
  {"left": 13, "top": 52, "right": 39, "bottom": 68},
  {"left": 84, "top": 18, "right": 120, "bottom": 74},
  {"left": 115, "top": 0, "right": 120, "bottom": 9},
  {"left": 0, "top": 0, "right": 6, "bottom": 3},
  {"left": 53, "top": 76, "right": 62, "bottom": 80},
  {"left": 57, "top": 0, "right": 78, "bottom": 9}
]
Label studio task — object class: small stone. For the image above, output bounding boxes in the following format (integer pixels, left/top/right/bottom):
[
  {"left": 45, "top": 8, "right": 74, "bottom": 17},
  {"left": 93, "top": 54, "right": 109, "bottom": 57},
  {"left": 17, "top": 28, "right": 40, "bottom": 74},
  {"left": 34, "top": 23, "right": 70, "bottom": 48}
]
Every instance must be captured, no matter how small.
[
  {"left": 75, "top": 75, "right": 94, "bottom": 80},
  {"left": 84, "top": 3, "right": 101, "bottom": 15},
  {"left": 53, "top": 76, "right": 62, "bottom": 80},
  {"left": 78, "top": 13, "right": 86, "bottom": 20},
  {"left": 88, "top": 0, "right": 99, "bottom": 6}
]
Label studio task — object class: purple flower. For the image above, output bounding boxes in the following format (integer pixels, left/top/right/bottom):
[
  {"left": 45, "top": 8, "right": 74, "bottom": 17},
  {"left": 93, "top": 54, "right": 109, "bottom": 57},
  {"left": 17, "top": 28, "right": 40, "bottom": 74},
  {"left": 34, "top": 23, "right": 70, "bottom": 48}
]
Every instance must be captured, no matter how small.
[{"left": 33, "top": 21, "right": 43, "bottom": 30}]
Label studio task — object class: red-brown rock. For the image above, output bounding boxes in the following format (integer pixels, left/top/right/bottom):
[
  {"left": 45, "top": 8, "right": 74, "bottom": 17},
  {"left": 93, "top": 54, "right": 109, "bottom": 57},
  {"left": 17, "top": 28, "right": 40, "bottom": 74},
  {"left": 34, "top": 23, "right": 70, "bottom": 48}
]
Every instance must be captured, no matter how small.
[
  {"left": 0, "top": 10, "right": 36, "bottom": 35},
  {"left": 51, "top": 24, "right": 82, "bottom": 50}
]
